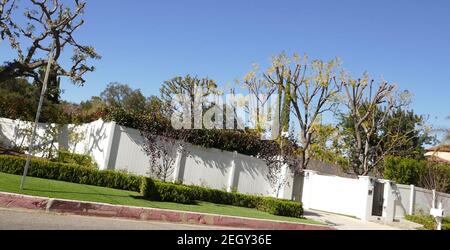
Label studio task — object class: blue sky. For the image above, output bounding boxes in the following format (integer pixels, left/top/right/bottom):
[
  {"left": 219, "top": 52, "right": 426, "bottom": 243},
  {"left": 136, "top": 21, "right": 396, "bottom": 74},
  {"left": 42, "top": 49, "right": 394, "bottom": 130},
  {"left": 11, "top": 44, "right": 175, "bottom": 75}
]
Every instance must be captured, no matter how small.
[{"left": 1, "top": 0, "right": 449, "bottom": 130}]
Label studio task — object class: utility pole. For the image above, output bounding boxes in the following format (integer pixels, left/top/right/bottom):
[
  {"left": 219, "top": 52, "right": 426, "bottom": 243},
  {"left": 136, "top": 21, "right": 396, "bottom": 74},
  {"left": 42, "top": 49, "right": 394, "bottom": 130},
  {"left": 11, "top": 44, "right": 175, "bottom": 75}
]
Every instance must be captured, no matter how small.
[{"left": 20, "top": 41, "right": 56, "bottom": 191}]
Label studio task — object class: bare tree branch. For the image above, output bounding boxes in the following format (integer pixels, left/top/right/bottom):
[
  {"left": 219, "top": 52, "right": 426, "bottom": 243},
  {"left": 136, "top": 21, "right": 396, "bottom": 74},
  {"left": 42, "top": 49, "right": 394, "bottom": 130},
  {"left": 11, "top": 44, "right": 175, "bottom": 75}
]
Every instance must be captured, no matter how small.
[
  {"left": 264, "top": 53, "right": 343, "bottom": 172},
  {"left": 0, "top": 0, "right": 100, "bottom": 85}
]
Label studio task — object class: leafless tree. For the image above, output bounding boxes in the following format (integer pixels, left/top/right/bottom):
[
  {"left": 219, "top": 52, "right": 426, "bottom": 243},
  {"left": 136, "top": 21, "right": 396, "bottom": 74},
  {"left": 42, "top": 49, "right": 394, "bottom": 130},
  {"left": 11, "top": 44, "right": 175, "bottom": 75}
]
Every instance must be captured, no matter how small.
[
  {"left": 341, "top": 74, "right": 406, "bottom": 175},
  {"left": 160, "top": 75, "right": 218, "bottom": 128},
  {"left": 242, "top": 63, "right": 277, "bottom": 131},
  {"left": 265, "top": 53, "right": 343, "bottom": 172},
  {"left": 419, "top": 163, "right": 450, "bottom": 193},
  {"left": 0, "top": 0, "right": 16, "bottom": 42},
  {"left": 0, "top": 0, "right": 100, "bottom": 85}
]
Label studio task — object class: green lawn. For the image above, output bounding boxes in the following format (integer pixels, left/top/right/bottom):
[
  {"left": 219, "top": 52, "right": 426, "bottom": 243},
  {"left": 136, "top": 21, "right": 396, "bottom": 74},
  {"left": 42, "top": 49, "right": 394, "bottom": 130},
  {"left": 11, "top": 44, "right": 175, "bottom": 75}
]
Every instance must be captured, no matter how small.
[{"left": 0, "top": 172, "right": 320, "bottom": 225}]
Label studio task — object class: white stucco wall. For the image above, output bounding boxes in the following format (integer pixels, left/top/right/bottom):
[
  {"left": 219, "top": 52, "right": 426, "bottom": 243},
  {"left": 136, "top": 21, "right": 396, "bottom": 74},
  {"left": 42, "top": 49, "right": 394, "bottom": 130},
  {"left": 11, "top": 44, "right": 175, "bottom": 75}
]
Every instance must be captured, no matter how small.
[
  {"left": 394, "top": 184, "right": 411, "bottom": 219},
  {"left": 109, "top": 125, "right": 152, "bottom": 175},
  {"left": 390, "top": 184, "right": 450, "bottom": 219},
  {"left": 0, "top": 118, "right": 16, "bottom": 148},
  {"left": 302, "top": 171, "right": 369, "bottom": 219},
  {"left": 110, "top": 125, "right": 280, "bottom": 196},
  {"left": 181, "top": 146, "right": 231, "bottom": 190}
]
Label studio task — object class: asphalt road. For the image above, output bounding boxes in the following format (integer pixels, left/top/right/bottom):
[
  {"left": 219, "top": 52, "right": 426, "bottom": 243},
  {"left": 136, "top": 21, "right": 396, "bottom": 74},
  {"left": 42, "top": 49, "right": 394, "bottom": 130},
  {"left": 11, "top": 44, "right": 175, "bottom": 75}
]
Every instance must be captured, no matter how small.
[{"left": 0, "top": 208, "right": 235, "bottom": 230}]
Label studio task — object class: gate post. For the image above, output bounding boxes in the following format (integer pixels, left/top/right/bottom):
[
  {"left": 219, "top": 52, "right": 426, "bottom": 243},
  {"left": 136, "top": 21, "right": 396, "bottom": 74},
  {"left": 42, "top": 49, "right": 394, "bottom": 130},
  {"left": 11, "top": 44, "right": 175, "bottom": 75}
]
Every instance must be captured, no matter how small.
[
  {"left": 358, "top": 176, "right": 374, "bottom": 221},
  {"left": 301, "top": 170, "right": 317, "bottom": 210},
  {"left": 409, "top": 185, "right": 415, "bottom": 215},
  {"left": 381, "top": 180, "right": 396, "bottom": 223}
]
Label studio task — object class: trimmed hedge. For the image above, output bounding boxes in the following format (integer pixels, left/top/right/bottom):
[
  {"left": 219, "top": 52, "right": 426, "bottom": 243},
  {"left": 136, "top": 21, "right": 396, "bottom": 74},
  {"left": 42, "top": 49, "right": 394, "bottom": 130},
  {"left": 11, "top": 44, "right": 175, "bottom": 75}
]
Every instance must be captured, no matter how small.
[
  {"left": 141, "top": 178, "right": 303, "bottom": 218},
  {"left": 141, "top": 178, "right": 196, "bottom": 204},
  {"left": 0, "top": 155, "right": 141, "bottom": 192}
]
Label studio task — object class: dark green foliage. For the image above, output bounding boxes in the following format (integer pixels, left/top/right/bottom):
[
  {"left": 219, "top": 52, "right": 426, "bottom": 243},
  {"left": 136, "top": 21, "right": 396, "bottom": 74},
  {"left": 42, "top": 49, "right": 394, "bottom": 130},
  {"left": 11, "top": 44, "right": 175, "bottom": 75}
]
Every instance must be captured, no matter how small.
[
  {"left": 257, "top": 197, "right": 304, "bottom": 218},
  {"left": 140, "top": 177, "right": 160, "bottom": 200},
  {"left": 383, "top": 156, "right": 450, "bottom": 193},
  {"left": 54, "top": 149, "right": 97, "bottom": 168},
  {"left": 140, "top": 178, "right": 303, "bottom": 218},
  {"left": 100, "top": 82, "right": 147, "bottom": 113},
  {"left": 141, "top": 178, "right": 195, "bottom": 204},
  {"left": 154, "top": 181, "right": 196, "bottom": 204},
  {"left": 0, "top": 155, "right": 142, "bottom": 192},
  {"left": 104, "top": 107, "right": 295, "bottom": 159},
  {"left": 0, "top": 77, "right": 69, "bottom": 123},
  {"left": 338, "top": 107, "right": 435, "bottom": 175},
  {"left": 381, "top": 108, "right": 436, "bottom": 160},
  {"left": 384, "top": 156, "right": 426, "bottom": 186}
]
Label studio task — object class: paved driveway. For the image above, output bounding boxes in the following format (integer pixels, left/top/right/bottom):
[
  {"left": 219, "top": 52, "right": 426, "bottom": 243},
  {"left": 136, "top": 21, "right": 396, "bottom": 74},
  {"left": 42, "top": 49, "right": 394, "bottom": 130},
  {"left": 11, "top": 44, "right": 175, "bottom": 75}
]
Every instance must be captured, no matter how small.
[{"left": 304, "top": 209, "right": 419, "bottom": 230}]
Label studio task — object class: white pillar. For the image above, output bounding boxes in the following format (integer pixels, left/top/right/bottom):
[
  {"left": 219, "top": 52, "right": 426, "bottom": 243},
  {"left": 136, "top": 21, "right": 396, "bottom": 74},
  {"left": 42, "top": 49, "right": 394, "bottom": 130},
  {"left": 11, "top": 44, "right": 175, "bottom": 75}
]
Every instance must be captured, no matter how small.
[
  {"left": 301, "top": 170, "right": 317, "bottom": 210},
  {"left": 432, "top": 190, "right": 437, "bottom": 209},
  {"left": 103, "top": 121, "right": 117, "bottom": 170},
  {"left": 227, "top": 151, "right": 238, "bottom": 192},
  {"left": 381, "top": 180, "right": 395, "bottom": 223},
  {"left": 172, "top": 144, "right": 185, "bottom": 183},
  {"left": 409, "top": 185, "right": 415, "bottom": 215},
  {"left": 358, "top": 176, "right": 374, "bottom": 221}
]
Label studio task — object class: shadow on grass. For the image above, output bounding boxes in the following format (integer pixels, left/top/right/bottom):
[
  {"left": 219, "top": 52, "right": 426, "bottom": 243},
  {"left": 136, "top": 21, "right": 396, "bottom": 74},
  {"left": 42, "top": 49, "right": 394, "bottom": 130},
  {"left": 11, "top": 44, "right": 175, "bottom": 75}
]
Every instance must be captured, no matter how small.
[
  {"left": 24, "top": 188, "right": 135, "bottom": 199},
  {"left": 130, "top": 195, "right": 200, "bottom": 205}
]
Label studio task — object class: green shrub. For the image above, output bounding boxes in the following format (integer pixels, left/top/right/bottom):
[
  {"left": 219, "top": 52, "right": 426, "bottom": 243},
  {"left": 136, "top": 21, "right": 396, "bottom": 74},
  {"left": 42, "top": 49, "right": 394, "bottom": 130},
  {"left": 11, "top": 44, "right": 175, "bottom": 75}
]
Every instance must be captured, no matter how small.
[
  {"left": 54, "top": 149, "right": 97, "bottom": 168},
  {"left": 140, "top": 179, "right": 303, "bottom": 217},
  {"left": 141, "top": 178, "right": 195, "bottom": 204},
  {"left": 155, "top": 182, "right": 196, "bottom": 204},
  {"left": 140, "top": 177, "right": 159, "bottom": 200},
  {"left": 186, "top": 185, "right": 261, "bottom": 208},
  {"left": 384, "top": 156, "right": 426, "bottom": 186},
  {"left": 257, "top": 197, "right": 303, "bottom": 218},
  {"left": 0, "top": 155, "right": 141, "bottom": 192},
  {"left": 185, "top": 184, "right": 303, "bottom": 217},
  {"left": 384, "top": 156, "right": 450, "bottom": 193},
  {"left": 405, "top": 214, "right": 450, "bottom": 230}
]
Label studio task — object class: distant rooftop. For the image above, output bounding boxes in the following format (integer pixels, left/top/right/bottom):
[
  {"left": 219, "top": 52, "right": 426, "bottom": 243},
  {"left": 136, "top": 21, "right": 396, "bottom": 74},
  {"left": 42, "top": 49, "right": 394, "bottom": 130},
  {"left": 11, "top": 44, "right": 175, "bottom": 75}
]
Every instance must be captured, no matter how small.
[
  {"left": 425, "top": 145, "right": 450, "bottom": 164},
  {"left": 426, "top": 145, "right": 450, "bottom": 153}
]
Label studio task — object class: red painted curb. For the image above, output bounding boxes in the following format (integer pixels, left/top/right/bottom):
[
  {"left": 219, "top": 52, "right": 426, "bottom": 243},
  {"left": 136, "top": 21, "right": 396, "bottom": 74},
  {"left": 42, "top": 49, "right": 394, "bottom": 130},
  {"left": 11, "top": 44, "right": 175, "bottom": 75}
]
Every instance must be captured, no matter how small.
[
  {"left": 0, "top": 192, "right": 334, "bottom": 230},
  {"left": 0, "top": 192, "right": 48, "bottom": 210}
]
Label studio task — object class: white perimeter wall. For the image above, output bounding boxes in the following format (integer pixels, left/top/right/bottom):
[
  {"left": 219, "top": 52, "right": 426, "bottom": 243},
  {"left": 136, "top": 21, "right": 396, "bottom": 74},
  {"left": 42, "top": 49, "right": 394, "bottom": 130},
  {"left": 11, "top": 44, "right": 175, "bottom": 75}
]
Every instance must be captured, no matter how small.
[
  {"left": 0, "top": 118, "right": 284, "bottom": 197},
  {"left": 0, "top": 118, "right": 114, "bottom": 170},
  {"left": 110, "top": 125, "right": 278, "bottom": 196},
  {"left": 392, "top": 184, "right": 450, "bottom": 219}
]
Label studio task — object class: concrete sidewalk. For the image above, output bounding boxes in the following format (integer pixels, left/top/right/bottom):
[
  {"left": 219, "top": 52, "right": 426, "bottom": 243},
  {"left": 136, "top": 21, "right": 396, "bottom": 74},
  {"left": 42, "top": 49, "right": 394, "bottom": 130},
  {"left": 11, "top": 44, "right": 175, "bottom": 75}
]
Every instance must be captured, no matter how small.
[
  {"left": 304, "top": 209, "right": 420, "bottom": 230},
  {"left": 0, "top": 191, "right": 333, "bottom": 230}
]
